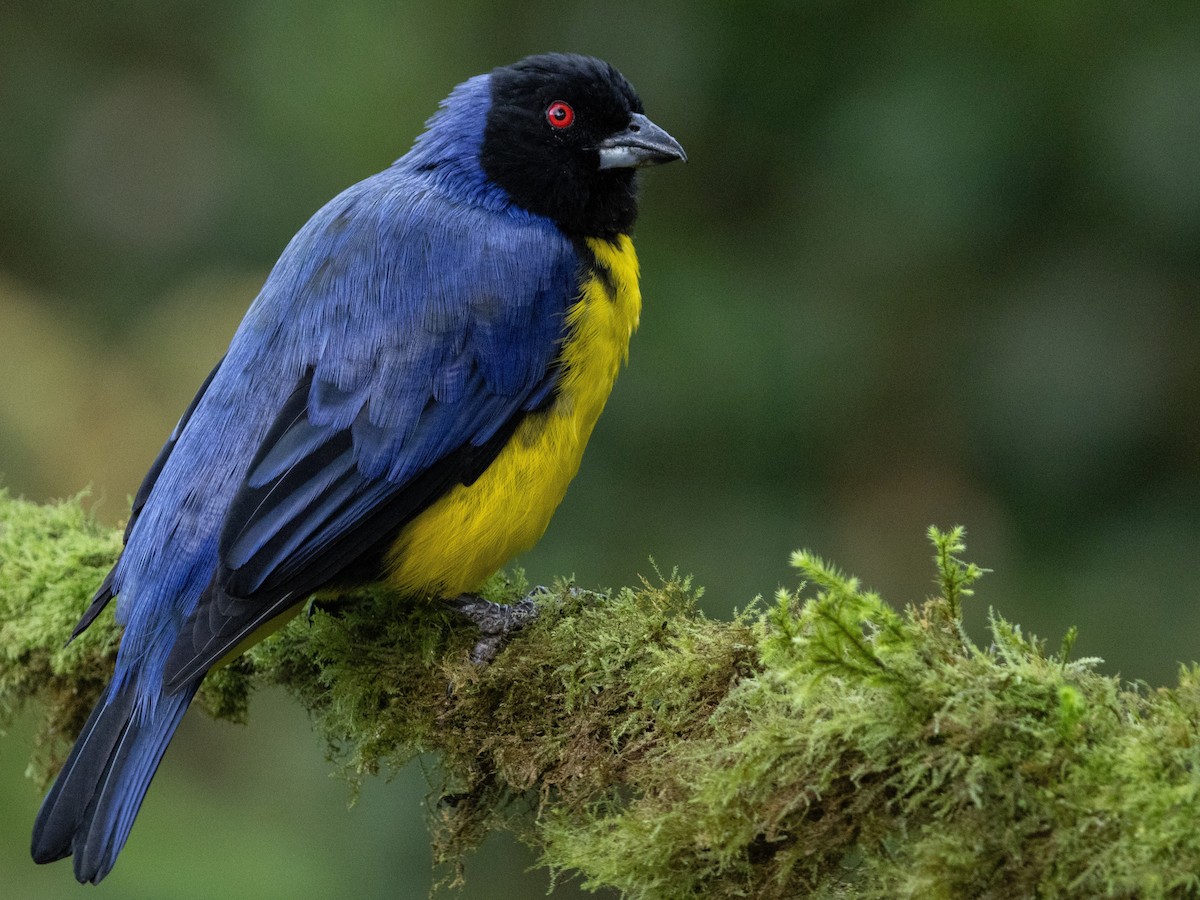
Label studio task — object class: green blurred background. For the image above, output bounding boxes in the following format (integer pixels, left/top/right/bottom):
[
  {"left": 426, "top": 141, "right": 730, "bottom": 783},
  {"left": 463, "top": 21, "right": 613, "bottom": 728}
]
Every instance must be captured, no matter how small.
[{"left": 3, "top": 1, "right": 1200, "bottom": 896}]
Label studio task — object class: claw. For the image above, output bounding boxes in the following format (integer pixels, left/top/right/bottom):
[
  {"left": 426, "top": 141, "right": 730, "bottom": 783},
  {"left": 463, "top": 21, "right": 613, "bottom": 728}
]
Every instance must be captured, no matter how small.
[{"left": 444, "top": 593, "right": 541, "bottom": 664}]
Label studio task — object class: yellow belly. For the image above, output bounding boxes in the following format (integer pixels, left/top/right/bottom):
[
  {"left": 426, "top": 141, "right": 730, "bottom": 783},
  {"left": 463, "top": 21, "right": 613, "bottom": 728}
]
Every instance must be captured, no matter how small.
[{"left": 384, "top": 234, "right": 642, "bottom": 597}]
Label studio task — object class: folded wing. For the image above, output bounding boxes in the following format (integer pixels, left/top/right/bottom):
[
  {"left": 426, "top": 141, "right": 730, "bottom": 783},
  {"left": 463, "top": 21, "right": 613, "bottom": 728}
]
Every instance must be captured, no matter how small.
[{"left": 159, "top": 178, "right": 578, "bottom": 692}]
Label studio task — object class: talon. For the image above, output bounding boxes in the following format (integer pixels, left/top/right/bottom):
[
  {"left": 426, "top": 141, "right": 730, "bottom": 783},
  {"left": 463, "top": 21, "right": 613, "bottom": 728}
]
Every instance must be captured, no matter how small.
[{"left": 444, "top": 592, "right": 542, "bottom": 664}]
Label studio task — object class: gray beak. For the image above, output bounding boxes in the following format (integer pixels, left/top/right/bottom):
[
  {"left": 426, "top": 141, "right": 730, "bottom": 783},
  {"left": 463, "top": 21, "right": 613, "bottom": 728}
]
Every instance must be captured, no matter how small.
[{"left": 597, "top": 113, "right": 687, "bottom": 170}]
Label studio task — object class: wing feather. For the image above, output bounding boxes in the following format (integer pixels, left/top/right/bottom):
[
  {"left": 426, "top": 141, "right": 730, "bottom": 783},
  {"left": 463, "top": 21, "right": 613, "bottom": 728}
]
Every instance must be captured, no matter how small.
[{"left": 159, "top": 184, "right": 578, "bottom": 692}]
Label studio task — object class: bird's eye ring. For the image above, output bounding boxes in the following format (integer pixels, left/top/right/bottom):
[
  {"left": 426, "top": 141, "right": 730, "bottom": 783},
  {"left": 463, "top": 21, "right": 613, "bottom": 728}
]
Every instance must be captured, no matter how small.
[{"left": 546, "top": 101, "right": 575, "bottom": 129}]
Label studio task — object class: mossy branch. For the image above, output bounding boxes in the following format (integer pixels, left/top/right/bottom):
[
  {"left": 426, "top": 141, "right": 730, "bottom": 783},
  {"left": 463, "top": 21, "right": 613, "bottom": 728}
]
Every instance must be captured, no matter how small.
[{"left": 5, "top": 492, "right": 1200, "bottom": 898}]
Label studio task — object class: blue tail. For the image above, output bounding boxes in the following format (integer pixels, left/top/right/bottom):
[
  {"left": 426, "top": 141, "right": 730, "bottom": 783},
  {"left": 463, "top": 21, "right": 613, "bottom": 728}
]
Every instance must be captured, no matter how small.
[{"left": 31, "top": 677, "right": 199, "bottom": 883}]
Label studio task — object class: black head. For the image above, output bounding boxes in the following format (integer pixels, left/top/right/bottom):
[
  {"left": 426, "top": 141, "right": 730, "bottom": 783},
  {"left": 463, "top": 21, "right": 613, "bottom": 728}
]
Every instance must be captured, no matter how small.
[{"left": 480, "top": 53, "right": 685, "bottom": 239}]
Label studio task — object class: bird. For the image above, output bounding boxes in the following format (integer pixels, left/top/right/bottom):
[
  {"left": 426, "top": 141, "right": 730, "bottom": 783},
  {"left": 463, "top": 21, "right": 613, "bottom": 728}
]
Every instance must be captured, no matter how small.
[{"left": 31, "top": 52, "right": 685, "bottom": 883}]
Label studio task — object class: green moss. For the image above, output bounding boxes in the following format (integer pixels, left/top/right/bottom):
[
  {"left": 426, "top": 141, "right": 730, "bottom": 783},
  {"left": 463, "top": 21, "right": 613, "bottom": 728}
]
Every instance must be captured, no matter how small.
[
  {"left": 5, "top": 494, "right": 1200, "bottom": 896},
  {"left": 0, "top": 489, "right": 121, "bottom": 785}
]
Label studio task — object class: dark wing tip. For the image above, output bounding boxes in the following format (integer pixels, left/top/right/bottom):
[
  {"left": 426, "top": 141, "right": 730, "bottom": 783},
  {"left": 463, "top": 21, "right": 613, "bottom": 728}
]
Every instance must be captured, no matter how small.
[
  {"left": 160, "top": 578, "right": 296, "bottom": 694},
  {"left": 67, "top": 568, "right": 119, "bottom": 645}
]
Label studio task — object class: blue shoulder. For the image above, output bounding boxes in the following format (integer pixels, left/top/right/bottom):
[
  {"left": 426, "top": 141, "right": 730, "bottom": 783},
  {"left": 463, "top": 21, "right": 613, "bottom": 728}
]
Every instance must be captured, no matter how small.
[{"left": 232, "top": 166, "right": 581, "bottom": 480}]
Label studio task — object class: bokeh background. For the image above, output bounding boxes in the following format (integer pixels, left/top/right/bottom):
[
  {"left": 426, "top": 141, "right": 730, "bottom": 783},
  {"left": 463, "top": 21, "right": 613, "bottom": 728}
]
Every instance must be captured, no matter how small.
[{"left": 3, "top": 1, "right": 1200, "bottom": 897}]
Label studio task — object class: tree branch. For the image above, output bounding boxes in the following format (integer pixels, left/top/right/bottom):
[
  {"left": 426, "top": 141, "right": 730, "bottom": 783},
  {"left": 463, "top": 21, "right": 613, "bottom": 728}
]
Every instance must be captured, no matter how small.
[{"left": 3, "top": 491, "right": 1199, "bottom": 897}]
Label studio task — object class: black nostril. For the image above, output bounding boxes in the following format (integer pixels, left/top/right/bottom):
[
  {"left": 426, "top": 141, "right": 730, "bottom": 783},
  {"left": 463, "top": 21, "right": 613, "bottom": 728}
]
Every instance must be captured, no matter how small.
[{"left": 629, "top": 123, "right": 640, "bottom": 132}]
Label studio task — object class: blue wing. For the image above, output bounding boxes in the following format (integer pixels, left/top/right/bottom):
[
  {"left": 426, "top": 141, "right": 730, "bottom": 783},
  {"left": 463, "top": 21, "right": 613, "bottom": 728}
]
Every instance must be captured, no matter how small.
[{"left": 149, "top": 172, "right": 580, "bottom": 691}]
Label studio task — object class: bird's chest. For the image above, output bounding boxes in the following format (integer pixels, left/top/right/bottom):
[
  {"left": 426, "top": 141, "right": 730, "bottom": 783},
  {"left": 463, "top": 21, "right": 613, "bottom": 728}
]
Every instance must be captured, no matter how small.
[{"left": 386, "top": 235, "right": 641, "bottom": 596}]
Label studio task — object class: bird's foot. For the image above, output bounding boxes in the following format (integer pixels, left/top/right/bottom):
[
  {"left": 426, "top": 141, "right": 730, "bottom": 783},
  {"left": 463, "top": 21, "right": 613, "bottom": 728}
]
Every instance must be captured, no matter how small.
[{"left": 444, "top": 591, "right": 543, "bottom": 664}]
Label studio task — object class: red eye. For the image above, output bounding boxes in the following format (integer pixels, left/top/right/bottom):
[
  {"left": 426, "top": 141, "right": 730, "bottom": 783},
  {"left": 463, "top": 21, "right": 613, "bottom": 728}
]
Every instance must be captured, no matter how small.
[{"left": 546, "top": 100, "right": 575, "bottom": 129}]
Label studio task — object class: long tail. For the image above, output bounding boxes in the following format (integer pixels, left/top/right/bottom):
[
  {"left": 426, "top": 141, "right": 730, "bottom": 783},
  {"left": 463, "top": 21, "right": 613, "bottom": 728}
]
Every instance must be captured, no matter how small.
[{"left": 31, "top": 676, "right": 199, "bottom": 883}]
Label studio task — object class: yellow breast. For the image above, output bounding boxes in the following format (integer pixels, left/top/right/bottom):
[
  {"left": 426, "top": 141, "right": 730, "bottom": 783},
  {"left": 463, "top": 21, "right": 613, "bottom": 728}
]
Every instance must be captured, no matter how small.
[{"left": 385, "top": 234, "right": 642, "bottom": 597}]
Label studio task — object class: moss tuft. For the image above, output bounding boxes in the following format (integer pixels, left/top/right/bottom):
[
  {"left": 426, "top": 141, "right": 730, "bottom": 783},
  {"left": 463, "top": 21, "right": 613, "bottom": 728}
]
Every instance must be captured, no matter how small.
[{"left": 0, "top": 489, "right": 121, "bottom": 786}]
